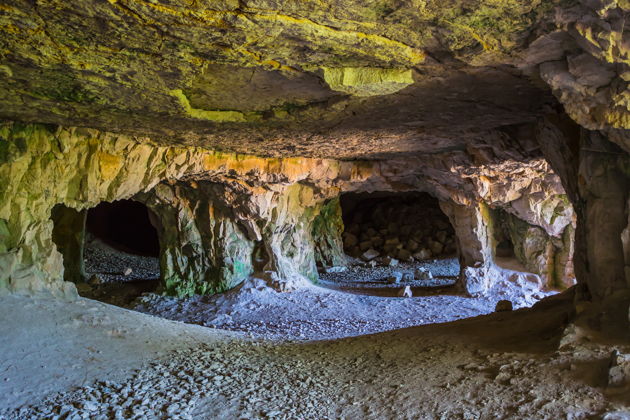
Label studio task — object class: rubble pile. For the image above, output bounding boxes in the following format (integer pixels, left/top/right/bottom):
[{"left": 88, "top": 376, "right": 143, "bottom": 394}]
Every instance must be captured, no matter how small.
[{"left": 342, "top": 199, "right": 457, "bottom": 263}]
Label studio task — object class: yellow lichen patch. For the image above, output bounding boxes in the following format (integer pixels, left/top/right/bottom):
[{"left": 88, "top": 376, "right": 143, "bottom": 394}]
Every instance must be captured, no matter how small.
[
  {"left": 322, "top": 67, "right": 414, "bottom": 96},
  {"left": 229, "top": 156, "right": 269, "bottom": 174},
  {"left": 278, "top": 158, "right": 313, "bottom": 179},
  {"left": 98, "top": 152, "right": 122, "bottom": 181},
  {"left": 250, "top": 12, "right": 425, "bottom": 65},
  {"left": 202, "top": 152, "right": 267, "bottom": 174},
  {"left": 0, "top": 65, "right": 13, "bottom": 77},
  {"left": 169, "top": 89, "right": 249, "bottom": 123},
  {"left": 201, "top": 152, "right": 336, "bottom": 182},
  {"left": 116, "top": 0, "right": 424, "bottom": 67}
]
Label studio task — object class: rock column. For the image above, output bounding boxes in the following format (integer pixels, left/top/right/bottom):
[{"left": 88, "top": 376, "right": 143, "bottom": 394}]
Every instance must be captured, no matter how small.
[
  {"left": 439, "top": 201, "right": 494, "bottom": 294},
  {"left": 50, "top": 205, "right": 87, "bottom": 284},
  {"left": 538, "top": 117, "right": 630, "bottom": 304},
  {"left": 141, "top": 182, "right": 255, "bottom": 297},
  {"left": 311, "top": 197, "right": 347, "bottom": 268}
]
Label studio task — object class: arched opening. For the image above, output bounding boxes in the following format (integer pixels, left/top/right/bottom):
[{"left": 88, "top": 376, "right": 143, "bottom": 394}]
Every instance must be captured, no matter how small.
[
  {"left": 491, "top": 207, "right": 532, "bottom": 273},
  {"left": 81, "top": 200, "right": 161, "bottom": 306},
  {"left": 320, "top": 191, "right": 460, "bottom": 296},
  {"left": 86, "top": 200, "right": 160, "bottom": 257},
  {"left": 252, "top": 240, "right": 270, "bottom": 272},
  {"left": 495, "top": 236, "right": 516, "bottom": 259}
]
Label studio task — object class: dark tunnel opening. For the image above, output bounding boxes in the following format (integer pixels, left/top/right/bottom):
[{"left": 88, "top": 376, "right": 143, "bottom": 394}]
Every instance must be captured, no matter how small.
[
  {"left": 86, "top": 200, "right": 160, "bottom": 257},
  {"left": 339, "top": 191, "right": 457, "bottom": 261}
]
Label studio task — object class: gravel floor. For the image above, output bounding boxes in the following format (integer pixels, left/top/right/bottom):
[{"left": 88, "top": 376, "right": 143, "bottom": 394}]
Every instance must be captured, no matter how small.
[
  {"left": 80, "top": 244, "right": 552, "bottom": 342},
  {"left": 84, "top": 235, "right": 160, "bottom": 283},
  {"left": 134, "top": 273, "right": 552, "bottom": 342},
  {"left": 319, "top": 257, "right": 459, "bottom": 290}
]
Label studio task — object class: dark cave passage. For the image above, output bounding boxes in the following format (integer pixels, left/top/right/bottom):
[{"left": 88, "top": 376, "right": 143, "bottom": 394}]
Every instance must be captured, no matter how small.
[
  {"left": 339, "top": 191, "right": 457, "bottom": 262},
  {"left": 86, "top": 200, "right": 160, "bottom": 257},
  {"left": 78, "top": 200, "right": 161, "bottom": 306},
  {"left": 317, "top": 191, "right": 461, "bottom": 298}
]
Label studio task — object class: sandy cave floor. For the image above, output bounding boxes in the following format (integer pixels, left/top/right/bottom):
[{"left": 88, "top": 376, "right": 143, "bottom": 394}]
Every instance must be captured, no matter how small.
[
  {"left": 1, "top": 292, "right": 630, "bottom": 419},
  {"left": 3, "top": 242, "right": 628, "bottom": 418}
]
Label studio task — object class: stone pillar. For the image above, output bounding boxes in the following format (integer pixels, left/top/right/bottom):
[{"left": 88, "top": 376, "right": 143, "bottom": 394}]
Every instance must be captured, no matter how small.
[
  {"left": 537, "top": 117, "right": 630, "bottom": 301},
  {"left": 141, "top": 182, "right": 255, "bottom": 297},
  {"left": 439, "top": 200, "right": 495, "bottom": 294},
  {"left": 50, "top": 205, "right": 87, "bottom": 284},
  {"left": 578, "top": 130, "right": 629, "bottom": 298},
  {"left": 142, "top": 181, "right": 336, "bottom": 296},
  {"left": 311, "top": 197, "right": 347, "bottom": 268},
  {"left": 500, "top": 210, "right": 575, "bottom": 289},
  {"left": 259, "top": 184, "right": 320, "bottom": 290},
  {"left": 622, "top": 196, "right": 630, "bottom": 289}
]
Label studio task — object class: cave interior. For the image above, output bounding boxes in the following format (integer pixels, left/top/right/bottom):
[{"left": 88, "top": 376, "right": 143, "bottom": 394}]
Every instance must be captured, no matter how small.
[{"left": 0, "top": 0, "right": 629, "bottom": 417}]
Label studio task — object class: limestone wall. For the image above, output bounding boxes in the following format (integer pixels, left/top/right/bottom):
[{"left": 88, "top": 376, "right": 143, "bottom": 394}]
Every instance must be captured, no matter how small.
[
  {"left": 537, "top": 117, "right": 630, "bottom": 302},
  {"left": 0, "top": 121, "right": 575, "bottom": 298}
]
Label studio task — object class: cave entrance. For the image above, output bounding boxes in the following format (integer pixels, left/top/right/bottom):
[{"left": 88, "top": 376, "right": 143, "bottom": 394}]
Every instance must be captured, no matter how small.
[
  {"left": 86, "top": 200, "right": 160, "bottom": 257},
  {"left": 320, "top": 191, "right": 460, "bottom": 297},
  {"left": 81, "top": 200, "right": 161, "bottom": 306},
  {"left": 491, "top": 208, "right": 530, "bottom": 273}
]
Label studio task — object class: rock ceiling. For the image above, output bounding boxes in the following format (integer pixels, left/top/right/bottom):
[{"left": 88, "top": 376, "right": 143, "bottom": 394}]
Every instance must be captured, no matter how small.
[{"left": 0, "top": 0, "right": 628, "bottom": 158}]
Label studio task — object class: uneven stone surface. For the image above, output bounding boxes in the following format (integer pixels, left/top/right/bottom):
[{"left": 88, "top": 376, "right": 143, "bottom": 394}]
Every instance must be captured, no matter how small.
[
  {"left": 2, "top": 292, "right": 629, "bottom": 419},
  {"left": 341, "top": 192, "right": 457, "bottom": 262},
  {"left": 1, "top": 0, "right": 629, "bottom": 418},
  {"left": 0, "top": 0, "right": 563, "bottom": 158},
  {"left": 0, "top": 121, "right": 575, "bottom": 297},
  {"left": 84, "top": 235, "right": 160, "bottom": 284}
]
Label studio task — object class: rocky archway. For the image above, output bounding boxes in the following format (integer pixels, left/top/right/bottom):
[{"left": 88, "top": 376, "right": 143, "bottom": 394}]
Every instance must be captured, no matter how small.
[{"left": 51, "top": 200, "right": 163, "bottom": 305}]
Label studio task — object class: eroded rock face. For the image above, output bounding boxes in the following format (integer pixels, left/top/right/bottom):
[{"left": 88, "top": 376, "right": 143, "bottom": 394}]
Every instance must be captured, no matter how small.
[
  {"left": 311, "top": 198, "right": 347, "bottom": 269},
  {"left": 498, "top": 209, "right": 576, "bottom": 289},
  {"left": 140, "top": 182, "right": 255, "bottom": 297},
  {"left": 537, "top": 116, "right": 630, "bottom": 301},
  {"left": 0, "top": 0, "right": 627, "bottom": 331},
  {"left": 0, "top": 121, "right": 576, "bottom": 297},
  {"left": 0, "top": 0, "right": 563, "bottom": 159},
  {"left": 528, "top": 1, "right": 630, "bottom": 139}
]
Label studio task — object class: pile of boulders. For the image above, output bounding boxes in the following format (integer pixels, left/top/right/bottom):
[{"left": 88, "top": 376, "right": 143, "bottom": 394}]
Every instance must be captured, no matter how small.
[{"left": 342, "top": 200, "right": 457, "bottom": 262}]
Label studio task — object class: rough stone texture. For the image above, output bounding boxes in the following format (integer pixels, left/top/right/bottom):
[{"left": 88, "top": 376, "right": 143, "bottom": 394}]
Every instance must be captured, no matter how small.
[
  {"left": 579, "top": 131, "right": 629, "bottom": 298},
  {"left": 499, "top": 209, "right": 576, "bottom": 288},
  {"left": 0, "top": 0, "right": 566, "bottom": 159},
  {"left": 50, "top": 205, "right": 87, "bottom": 284},
  {"left": 537, "top": 116, "right": 630, "bottom": 303},
  {"left": 341, "top": 193, "right": 456, "bottom": 262},
  {"left": 0, "top": 121, "right": 576, "bottom": 297},
  {"left": 528, "top": 1, "right": 630, "bottom": 138},
  {"left": 311, "top": 198, "right": 347, "bottom": 269},
  {"left": 139, "top": 182, "right": 255, "bottom": 297},
  {"left": 623, "top": 196, "right": 630, "bottom": 288},
  {"left": 440, "top": 197, "right": 575, "bottom": 293},
  {"left": 440, "top": 201, "right": 496, "bottom": 294},
  {"left": 258, "top": 183, "right": 321, "bottom": 289}
]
